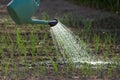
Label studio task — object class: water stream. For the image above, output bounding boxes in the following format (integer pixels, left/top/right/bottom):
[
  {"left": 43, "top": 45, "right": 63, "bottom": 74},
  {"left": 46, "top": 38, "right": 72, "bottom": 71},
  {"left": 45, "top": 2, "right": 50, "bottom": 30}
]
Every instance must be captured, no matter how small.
[{"left": 50, "top": 22, "right": 119, "bottom": 68}]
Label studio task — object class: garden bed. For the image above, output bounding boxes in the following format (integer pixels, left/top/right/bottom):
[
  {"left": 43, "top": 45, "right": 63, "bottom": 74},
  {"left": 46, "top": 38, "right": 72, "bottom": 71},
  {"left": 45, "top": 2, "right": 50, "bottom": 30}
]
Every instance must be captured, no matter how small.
[{"left": 0, "top": 1, "right": 120, "bottom": 79}]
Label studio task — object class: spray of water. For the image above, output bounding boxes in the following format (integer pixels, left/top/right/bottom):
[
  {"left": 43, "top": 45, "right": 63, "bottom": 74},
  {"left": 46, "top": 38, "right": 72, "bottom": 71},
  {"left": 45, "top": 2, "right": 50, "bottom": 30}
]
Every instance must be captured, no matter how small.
[{"left": 50, "top": 22, "right": 118, "bottom": 68}]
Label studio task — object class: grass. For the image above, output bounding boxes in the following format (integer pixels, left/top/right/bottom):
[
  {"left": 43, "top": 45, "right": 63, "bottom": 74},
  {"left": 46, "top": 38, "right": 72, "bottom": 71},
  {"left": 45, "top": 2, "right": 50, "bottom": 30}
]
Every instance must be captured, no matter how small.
[
  {"left": 66, "top": 0, "right": 120, "bottom": 13},
  {"left": 0, "top": 13, "right": 119, "bottom": 79}
]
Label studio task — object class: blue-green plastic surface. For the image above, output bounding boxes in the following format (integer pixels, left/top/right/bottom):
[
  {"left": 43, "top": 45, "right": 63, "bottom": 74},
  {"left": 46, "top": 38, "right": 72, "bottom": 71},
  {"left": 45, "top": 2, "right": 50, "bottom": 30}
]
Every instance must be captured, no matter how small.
[{"left": 7, "top": 0, "right": 49, "bottom": 25}]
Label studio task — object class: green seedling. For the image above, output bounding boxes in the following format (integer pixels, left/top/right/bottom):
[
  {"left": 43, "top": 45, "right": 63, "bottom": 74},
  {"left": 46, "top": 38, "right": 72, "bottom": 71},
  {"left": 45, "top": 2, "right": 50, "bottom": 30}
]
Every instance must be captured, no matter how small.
[
  {"left": 93, "top": 34, "right": 100, "bottom": 55},
  {"left": 50, "top": 57, "right": 58, "bottom": 73},
  {"left": 4, "top": 59, "right": 10, "bottom": 76},
  {"left": 0, "top": 13, "right": 119, "bottom": 79},
  {"left": 41, "top": 12, "right": 50, "bottom": 20},
  {"left": 30, "top": 31, "right": 38, "bottom": 62}
]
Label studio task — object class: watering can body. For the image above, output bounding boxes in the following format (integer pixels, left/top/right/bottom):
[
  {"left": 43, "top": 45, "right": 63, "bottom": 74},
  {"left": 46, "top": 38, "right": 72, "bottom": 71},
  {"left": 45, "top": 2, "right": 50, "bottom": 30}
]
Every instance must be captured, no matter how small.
[{"left": 7, "top": 0, "right": 57, "bottom": 26}]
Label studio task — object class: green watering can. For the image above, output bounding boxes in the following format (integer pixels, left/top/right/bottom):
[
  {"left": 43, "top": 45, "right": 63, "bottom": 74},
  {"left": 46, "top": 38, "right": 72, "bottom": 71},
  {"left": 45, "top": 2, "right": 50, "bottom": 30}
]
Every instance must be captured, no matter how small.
[{"left": 7, "top": 0, "right": 57, "bottom": 26}]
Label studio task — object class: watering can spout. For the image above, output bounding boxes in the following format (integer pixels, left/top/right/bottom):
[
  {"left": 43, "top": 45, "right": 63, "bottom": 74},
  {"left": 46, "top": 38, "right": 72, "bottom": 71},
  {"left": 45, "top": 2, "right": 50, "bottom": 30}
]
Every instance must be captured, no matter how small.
[
  {"left": 31, "top": 19, "right": 58, "bottom": 26},
  {"left": 48, "top": 19, "right": 58, "bottom": 26}
]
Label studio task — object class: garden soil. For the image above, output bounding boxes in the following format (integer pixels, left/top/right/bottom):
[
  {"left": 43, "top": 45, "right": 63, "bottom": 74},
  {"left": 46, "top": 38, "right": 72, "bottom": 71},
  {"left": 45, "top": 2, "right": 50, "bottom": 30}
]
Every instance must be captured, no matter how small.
[{"left": 0, "top": 0, "right": 120, "bottom": 80}]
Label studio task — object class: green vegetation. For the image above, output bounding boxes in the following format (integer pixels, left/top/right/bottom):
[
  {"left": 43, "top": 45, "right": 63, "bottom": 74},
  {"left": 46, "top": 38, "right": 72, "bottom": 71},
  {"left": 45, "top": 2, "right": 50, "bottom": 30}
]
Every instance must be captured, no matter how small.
[
  {"left": 66, "top": 0, "right": 120, "bottom": 13},
  {"left": 0, "top": 13, "right": 119, "bottom": 79}
]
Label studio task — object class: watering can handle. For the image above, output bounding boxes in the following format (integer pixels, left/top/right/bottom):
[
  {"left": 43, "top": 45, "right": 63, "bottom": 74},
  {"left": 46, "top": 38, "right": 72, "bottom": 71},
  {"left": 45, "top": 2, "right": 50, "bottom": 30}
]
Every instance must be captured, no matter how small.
[{"left": 34, "top": 0, "right": 40, "bottom": 6}]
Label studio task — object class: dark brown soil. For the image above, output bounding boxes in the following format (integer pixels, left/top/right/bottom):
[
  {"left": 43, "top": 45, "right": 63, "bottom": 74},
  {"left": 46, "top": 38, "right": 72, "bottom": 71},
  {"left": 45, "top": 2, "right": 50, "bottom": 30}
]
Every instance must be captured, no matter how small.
[
  {"left": 1, "top": 0, "right": 119, "bottom": 20},
  {"left": 0, "top": 1, "right": 120, "bottom": 80},
  {"left": 1, "top": 0, "right": 119, "bottom": 30}
]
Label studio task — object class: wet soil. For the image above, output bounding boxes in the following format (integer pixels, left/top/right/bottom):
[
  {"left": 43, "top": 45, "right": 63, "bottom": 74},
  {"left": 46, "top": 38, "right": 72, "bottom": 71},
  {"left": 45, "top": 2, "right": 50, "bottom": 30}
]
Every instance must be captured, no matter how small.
[{"left": 0, "top": 1, "right": 120, "bottom": 80}]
